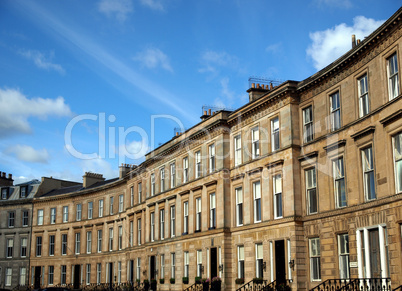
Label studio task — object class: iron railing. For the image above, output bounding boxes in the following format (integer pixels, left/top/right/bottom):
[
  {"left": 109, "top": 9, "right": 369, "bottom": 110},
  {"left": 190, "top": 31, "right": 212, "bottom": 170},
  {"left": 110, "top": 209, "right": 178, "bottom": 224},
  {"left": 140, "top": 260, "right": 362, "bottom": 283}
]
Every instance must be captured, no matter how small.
[
  {"left": 393, "top": 286, "right": 402, "bottom": 291},
  {"left": 236, "top": 279, "right": 269, "bottom": 291},
  {"left": 183, "top": 282, "right": 204, "bottom": 291},
  {"left": 310, "top": 278, "right": 392, "bottom": 291},
  {"left": 263, "top": 279, "right": 292, "bottom": 291}
]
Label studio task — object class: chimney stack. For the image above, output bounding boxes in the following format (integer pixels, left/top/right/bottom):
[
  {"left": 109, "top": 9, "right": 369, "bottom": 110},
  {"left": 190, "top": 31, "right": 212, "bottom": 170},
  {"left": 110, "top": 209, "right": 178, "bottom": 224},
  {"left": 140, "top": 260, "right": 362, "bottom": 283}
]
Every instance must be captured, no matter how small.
[
  {"left": 83, "top": 172, "right": 105, "bottom": 188},
  {"left": 0, "top": 171, "right": 14, "bottom": 186}
]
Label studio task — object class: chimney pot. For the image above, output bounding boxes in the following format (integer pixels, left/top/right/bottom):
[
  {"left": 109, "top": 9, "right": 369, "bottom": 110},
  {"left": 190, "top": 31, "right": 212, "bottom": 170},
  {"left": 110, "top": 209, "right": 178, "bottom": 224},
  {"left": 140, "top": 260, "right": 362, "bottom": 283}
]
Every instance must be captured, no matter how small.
[
  {"left": 208, "top": 109, "right": 211, "bottom": 115},
  {"left": 204, "top": 110, "right": 207, "bottom": 115},
  {"left": 357, "top": 39, "right": 361, "bottom": 44},
  {"left": 8, "top": 174, "right": 12, "bottom": 179},
  {"left": 251, "top": 83, "right": 255, "bottom": 88},
  {"left": 352, "top": 34, "right": 356, "bottom": 48},
  {"left": 2, "top": 172, "right": 5, "bottom": 178}
]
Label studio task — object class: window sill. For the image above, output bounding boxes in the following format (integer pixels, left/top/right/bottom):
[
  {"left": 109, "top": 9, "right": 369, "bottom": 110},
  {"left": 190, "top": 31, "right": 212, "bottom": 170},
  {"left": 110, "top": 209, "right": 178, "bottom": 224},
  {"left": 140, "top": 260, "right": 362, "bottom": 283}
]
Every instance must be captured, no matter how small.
[{"left": 208, "top": 227, "right": 216, "bottom": 230}]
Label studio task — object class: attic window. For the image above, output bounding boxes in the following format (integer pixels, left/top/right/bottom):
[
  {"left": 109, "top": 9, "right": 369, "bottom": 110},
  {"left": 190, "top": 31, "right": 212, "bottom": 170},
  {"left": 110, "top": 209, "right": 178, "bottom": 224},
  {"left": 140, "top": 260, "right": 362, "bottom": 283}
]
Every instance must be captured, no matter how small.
[
  {"left": 20, "top": 186, "right": 27, "bottom": 198},
  {"left": 1, "top": 187, "right": 9, "bottom": 199}
]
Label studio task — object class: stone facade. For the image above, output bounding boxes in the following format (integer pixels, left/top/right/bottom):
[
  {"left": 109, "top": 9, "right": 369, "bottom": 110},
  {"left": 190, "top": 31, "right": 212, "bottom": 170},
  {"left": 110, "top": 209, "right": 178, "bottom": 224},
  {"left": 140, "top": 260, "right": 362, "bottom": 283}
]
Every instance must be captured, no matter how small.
[{"left": 22, "top": 6, "right": 402, "bottom": 291}]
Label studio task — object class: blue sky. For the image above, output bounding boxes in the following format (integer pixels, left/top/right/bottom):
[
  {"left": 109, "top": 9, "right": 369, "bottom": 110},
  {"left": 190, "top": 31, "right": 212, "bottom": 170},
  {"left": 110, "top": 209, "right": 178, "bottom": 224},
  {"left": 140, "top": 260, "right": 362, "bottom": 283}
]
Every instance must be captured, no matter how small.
[{"left": 0, "top": 0, "right": 399, "bottom": 184}]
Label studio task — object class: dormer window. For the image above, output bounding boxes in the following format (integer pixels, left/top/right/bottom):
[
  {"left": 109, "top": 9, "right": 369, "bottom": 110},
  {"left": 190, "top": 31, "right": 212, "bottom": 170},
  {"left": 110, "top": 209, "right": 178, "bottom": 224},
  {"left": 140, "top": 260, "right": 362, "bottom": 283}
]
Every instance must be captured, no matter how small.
[
  {"left": 1, "top": 187, "right": 9, "bottom": 199},
  {"left": 20, "top": 186, "right": 27, "bottom": 198}
]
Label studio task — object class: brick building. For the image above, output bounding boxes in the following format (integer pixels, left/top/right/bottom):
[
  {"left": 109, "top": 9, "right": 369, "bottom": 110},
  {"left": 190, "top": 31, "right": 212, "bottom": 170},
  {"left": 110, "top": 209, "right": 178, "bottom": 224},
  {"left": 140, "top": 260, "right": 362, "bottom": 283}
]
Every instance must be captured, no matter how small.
[{"left": 27, "top": 6, "right": 402, "bottom": 291}]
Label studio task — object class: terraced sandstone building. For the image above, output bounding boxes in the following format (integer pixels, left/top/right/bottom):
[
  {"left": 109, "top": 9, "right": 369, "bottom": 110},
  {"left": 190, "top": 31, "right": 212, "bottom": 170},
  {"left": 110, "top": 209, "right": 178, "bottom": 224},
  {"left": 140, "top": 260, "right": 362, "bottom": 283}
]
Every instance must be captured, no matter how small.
[{"left": 27, "top": 6, "right": 402, "bottom": 291}]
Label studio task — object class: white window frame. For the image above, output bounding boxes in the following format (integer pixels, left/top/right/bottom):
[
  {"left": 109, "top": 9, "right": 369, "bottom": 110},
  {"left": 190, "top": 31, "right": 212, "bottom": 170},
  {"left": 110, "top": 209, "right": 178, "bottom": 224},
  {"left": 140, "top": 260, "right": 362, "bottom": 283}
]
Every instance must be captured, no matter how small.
[
  {"left": 88, "top": 202, "right": 93, "bottom": 219},
  {"left": 37, "top": 209, "right": 44, "bottom": 225},
  {"left": 183, "top": 157, "right": 189, "bottom": 183},
  {"left": 109, "top": 228, "right": 113, "bottom": 251},
  {"left": 195, "top": 151, "right": 201, "bottom": 178},
  {"left": 209, "top": 193, "right": 216, "bottom": 229},
  {"left": 5, "top": 268, "right": 12, "bottom": 286},
  {"left": 171, "top": 253, "right": 176, "bottom": 279},
  {"left": 273, "top": 174, "right": 283, "bottom": 219},
  {"left": 333, "top": 157, "right": 347, "bottom": 208},
  {"left": 97, "top": 263, "right": 101, "bottom": 285},
  {"left": 303, "top": 106, "right": 314, "bottom": 143},
  {"left": 161, "top": 254, "right": 165, "bottom": 278},
  {"left": 170, "top": 163, "right": 176, "bottom": 188},
  {"left": 393, "top": 133, "right": 402, "bottom": 193},
  {"left": 255, "top": 243, "right": 263, "bottom": 278},
  {"left": 130, "top": 186, "right": 134, "bottom": 206},
  {"left": 160, "top": 167, "right": 165, "bottom": 192},
  {"left": 306, "top": 168, "right": 318, "bottom": 214},
  {"left": 20, "top": 267, "right": 27, "bottom": 285},
  {"left": 170, "top": 205, "right": 175, "bottom": 237},
  {"left": 130, "top": 220, "right": 134, "bottom": 246},
  {"left": 195, "top": 197, "right": 201, "bottom": 231},
  {"left": 137, "top": 219, "right": 141, "bottom": 245},
  {"left": 36, "top": 236, "right": 42, "bottom": 257},
  {"left": 271, "top": 117, "right": 280, "bottom": 151},
  {"left": 251, "top": 127, "right": 260, "bottom": 159},
  {"left": 6, "top": 238, "right": 13, "bottom": 258},
  {"left": 20, "top": 237, "right": 27, "bottom": 258},
  {"left": 61, "top": 265, "right": 67, "bottom": 285},
  {"left": 75, "top": 232, "right": 81, "bottom": 254},
  {"left": 362, "top": 146, "right": 376, "bottom": 200},
  {"left": 238, "top": 245, "right": 244, "bottom": 279},
  {"left": 86, "top": 264, "right": 91, "bottom": 285},
  {"left": 97, "top": 230, "right": 102, "bottom": 253},
  {"left": 197, "top": 250, "right": 202, "bottom": 277},
  {"left": 209, "top": 144, "right": 215, "bottom": 172},
  {"left": 330, "top": 91, "right": 341, "bottom": 131},
  {"left": 358, "top": 74, "right": 369, "bottom": 117},
  {"left": 234, "top": 135, "right": 242, "bottom": 166},
  {"left": 62, "top": 234, "right": 67, "bottom": 255},
  {"left": 151, "top": 173, "right": 155, "bottom": 196},
  {"left": 387, "top": 53, "right": 400, "bottom": 100},
  {"left": 22, "top": 210, "right": 29, "bottom": 226},
  {"left": 98, "top": 200, "right": 103, "bottom": 218},
  {"left": 160, "top": 209, "right": 165, "bottom": 240},
  {"left": 138, "top": 182, "right": 142, "bottom": 203},
  {"left": 310, "top": 238, "right": 321, "bottom": 281},
  {"left": 49, "top": 235, "right": 55, "bottom": 256},
  {"left": 183, "top": 202, "right": 189, "bottom": 234},
  {"left": 110, "top": 197, "right": 114, "bottom": 215},
  {"left": 119, "top": 194, "right": 124, "bottom": 213},
  {"left": 136, "top": 258, "right": 141, "bottom": 281},
  {"left": 8, "top": 211, "right": 15, "bottom": 228},
  {"left": 253, "top": 181, "right": 261, "bottom": 223},
  {"left": 150, "top": 212, "right": 155, "bottom": 241},
  {"left": 338, "top": 234, "right": 350, "bottom": 279},
  {"left": 184, "top": 251, "right": 189, "bottom": 277},
  {"left": 235, "top": 187, "right": 243, "bottom": 226},
  {"left": 50, "top": 208, "right": 56, "bottom": 224},
  {"left": 87, "top": 231, "right": 92, "bottom": 254}
]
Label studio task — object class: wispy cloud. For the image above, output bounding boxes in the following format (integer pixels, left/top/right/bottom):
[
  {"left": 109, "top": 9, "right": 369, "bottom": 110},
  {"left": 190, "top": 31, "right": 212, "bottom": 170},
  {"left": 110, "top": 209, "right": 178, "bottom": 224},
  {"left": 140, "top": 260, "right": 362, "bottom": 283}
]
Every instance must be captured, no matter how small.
[
  {"left": 19, "top": 49, "right": 65, "bottom": 74},
  {"left": 198, "top": 50, "right": 240, "bottom": 75},
  {"left": 133, "top": 47, "right": 173, "bottom": 72},
  {"left": 213, "top": 77, "right": 247, "bottom": 109},
  {"left": 98, "top": 0, "right": 133, "bottom": 22},
  {"left": 81, "top": 158, "right": 118, "bottom": 179},
  {"left": 6, "top": 144, "right": 50, "bottom": 164},
  {"left": 307, "top": 16, "right": 384, "bottom": 70},
  {"left": 139, "top": 0, "right": 164, "bottom": 11},
  {"left": 265, "top": 42, "right": 282, "bottom": 54},
  {"left": 0, "top": 88, "right": 72, "bottom": 137},
  {"left": 20, "top": 1, "right": 197, "bottom": 124}
]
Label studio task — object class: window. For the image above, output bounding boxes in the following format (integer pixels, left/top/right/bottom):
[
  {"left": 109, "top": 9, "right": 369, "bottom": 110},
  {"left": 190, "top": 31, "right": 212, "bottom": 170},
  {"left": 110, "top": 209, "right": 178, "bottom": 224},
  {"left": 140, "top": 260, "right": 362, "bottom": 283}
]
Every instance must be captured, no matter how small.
[
  {"left": 130, "top": 220, "right": 134, "bottom": 246},
  {"left": 271, "top": 117, "right": 280, "bottom": 151},
  {"left": 306, "top": 168, "right": 318, "bottom": 214},
  {"left": 170, "top": 163, "right": 176, "bottom": 188},
  {"left": 75, "top": 233, "right": 81, "bottom": 254},
  {"left": 20, "top": 267, "right": 27, "bottom": 285},
  {"left": 393, "top": 133, "right": 402, "bottom": 193},
  {"left": 6, "top": 238, "right": 13, "bottom": 258},
  {"left": 119, "top": 194, "right": 124, "bottom": 212},
  {"left": 358, "top": 74, "right": 369, "bottom": 117},
  {"left": 62, "top": 206, "right": 68, "bottom": 222},
  {"left": 76, "top": 204, "right": 82, "bottom": 221},
  {"left": 109, "top": 228, "right": 113, "bottom": 251},
  {"left": 97, "top": 230, "right": 102, "bottom": 253},
  {"left": 150, "top": 212, "right": 155, "bottom": 241},
  {"left": 160, "top": 167, "right": 165, "bottom": 192},
  {"left": 49, "top": 235, "right": 55, "bottom": 256},
  {"left": 36, "top": 236, "right": 42, "bottom": 257},
  {"left": 88, "top": 202, "right": 93, "bottom": 219},
  {"left": 362, "top": 146, "right": 376, "bottom": 200},
  {"left": 137, "top": 219, "right": 141, "bottom": 245},
  {"left": 273, "top": 174, "right": 283, "bottom": 218},
  {"left": 97, "top": 263, "right": 102, "bottom": 285},
  {"left": 303, "top": 106, "right": 314, "bottom": 142},
  {"left": 20, "top": 238, "right": 27, "bottom": 257},
  {"left": 209, "top": 144, "right": 216, "bottom": 172},
  {"left": 22, "top": 210, "right": 29, "bottom": 226},
  {"left": 388, "top": 53, "right": 399, "bottom": 100},
  {"left": 151, "top": 173, "right": 155, "bottom": 196},
  {"left": 87, "top": 231, "right": 92, "bottom": 253},
  {"left": 50, "top": 208, "right": 56, "bottom": 224},
  {"left": 171, "top": 253, "right": 176, "bottom": 279},
  {"left": 251, "top": 127, "right": 260, "bottom": 159},
  {"left": 310, "top": 238, "right": 321, "bottom": 281},
  {"left": 170, "top": 205, "right": 175, "bottom": 237},
  {"left": 338, "top": 234, "right": 350, "bottom": 279},
  {"left": 161, "top": 254, "right": 165, "bottom": 278},
  {"left": 184, "top": 251, "right": 189, "bottom": 277},
  {"left": 253, "top": 181, "right": 261, "bottom": 223},
  {"left": 160, "top": 209, "right": 165, "bottom": 240},
  {"left": 195, "top": 151, "right": 201, "bottom": 178},
  {"left": 61, "top": 265, "right": 67, "bottom": 285},
  {"left": 236, "top": 187, "right": 243, "bottom": 226},
  {"left": 138, "top": 183, "right": 142, "bottom": 203},
  {"left": 238, "top": 246, "right": 245, "bottom": 279},
  {"left": 183, "top": 157, "right": 189, "bottom": 183},
  {"left": 197, "top": 250, "right": 202, "bottom": 277},
  {"left": 130, "top": 186, "right": 134, "bottom": 206},
  {"left": 136, "top": 258, "right": 141, "bottom": 281},
  {"left": 8, "top": 211, "right": 15, "bottom": 228},
  {"left": 234, "top": 135, "right": 242, "bottom": 166},
  {"left": 117, "top": 261, "right": 121, "bottom": 284},
  {"left": 99, "top": 200, "right": 104, "bottom": 217},
  {"left": 1, "top": 187, "right": 9, "bottom": 199},
  {"left": 255, "top": 243, "right": 263, "bottom": 278},
  {"left": 37, "top": 209, "right": 44, "bottom": 225},
  {"left": 195, "top": 197, "right": 201, "bottom": 232},
  {"left": 62, "top": 234, "right": 67, "bottom": 255},
  {"left": 86, "top": 264, "right": 91, "bottom": 285},
  {"left": 5, "top": 268, "right": 12, "bottom": 286},
  {"left": 330, "top": 91, "right": 341, "bottom": 131},
  {"left": 20, "top": 186, "right": 27, "bottom": 198},
  {"left": 183, "top": 202, "right": 189, "bottom": 234},
  {"left": 333, "top": 158, "right": 347, "bottom": 208},
  {"left": 110, "top": 197, "right": 114, "bottom": 215},
  {"left": 48, "top": 266, "right": 54, "bottom": 285},
  {"left": 210, "top": 193, "right": 216, "bottom": 229}
]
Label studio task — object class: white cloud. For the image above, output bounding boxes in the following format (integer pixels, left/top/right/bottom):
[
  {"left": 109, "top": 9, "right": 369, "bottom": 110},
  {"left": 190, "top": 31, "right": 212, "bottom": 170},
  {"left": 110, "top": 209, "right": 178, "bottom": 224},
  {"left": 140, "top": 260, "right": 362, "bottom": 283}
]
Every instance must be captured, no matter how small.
[
  {"left": 213, "top": 77, "right": 247, "bottom": 109},
  {"left": 6, "top": 144, "right": 50, "bottom": 164},
  {"left": 198, "top": 50, "right": 239, "bottom": 74},
  {"left": 19, "top": 49, "right": 65, "bottom": 74},
  {"left": 307, "top": 16, "right": 384, "bottom": 70},
  {"left": 133, "top": 48, "right": 173, "bottom": 72},
  {"left": 139, "top": 0, "right": 163, "bottom": 11},
  {"left": 118, "top": 140, "right": 150, "bottom": 160},
  {"left": 98, "top": 0, "right": 133, "bottom": 22},
  {"left": 265, "top": 42, "right": 282, "bottom": 54},
  {"left": 0, "top": 88, "right": 72, "bottom": 137}
]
